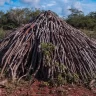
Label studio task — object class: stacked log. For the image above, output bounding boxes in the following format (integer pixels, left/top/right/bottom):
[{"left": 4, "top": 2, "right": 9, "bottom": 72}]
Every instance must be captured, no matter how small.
[{"left": 0, "top": 10, "right": 96, "bottom": 84}]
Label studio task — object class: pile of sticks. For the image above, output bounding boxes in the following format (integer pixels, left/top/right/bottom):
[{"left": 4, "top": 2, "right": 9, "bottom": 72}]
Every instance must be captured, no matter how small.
[{"left": 0, "top": 11, "right": 96, "bottom": 83}]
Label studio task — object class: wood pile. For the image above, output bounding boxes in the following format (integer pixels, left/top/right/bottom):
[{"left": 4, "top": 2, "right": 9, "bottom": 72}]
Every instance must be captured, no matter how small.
[{"left": 0, "top": 11, "right": 96, "bottom": 84}]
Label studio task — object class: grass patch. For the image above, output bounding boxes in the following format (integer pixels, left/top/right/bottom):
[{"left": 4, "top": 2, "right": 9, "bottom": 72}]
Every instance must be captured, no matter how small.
[
  {"left": 0, "top": 28, "right": 5, "bottom": 39},
  {"left": 80, "top": 29, "right": 96, "bottom": 39}
]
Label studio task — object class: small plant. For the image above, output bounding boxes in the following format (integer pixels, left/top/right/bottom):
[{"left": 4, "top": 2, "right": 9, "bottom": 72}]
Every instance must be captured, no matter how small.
[
  {"left": 56, "top": 74, "right": 66, "bottom": 86},
  {"left": 48, "top": 73, "right": 66, "bottom": 87},
  {"left": 48, "top": 79, "right": 57, "bottom": 87},
  {"left": 73, "top": 73, "right": 79, "bottom": 83},
  {"left": 41, "top": 43, "right": 55, "bottom": 67},
  {"left": 39, "top": 81, "right": 49, "bottom": 87},
  {"left": 43, "top": 81, "right": 49, "bottom": 86},
  {"left": 41, "top": 42, "right": 55, "bottom": 56}
]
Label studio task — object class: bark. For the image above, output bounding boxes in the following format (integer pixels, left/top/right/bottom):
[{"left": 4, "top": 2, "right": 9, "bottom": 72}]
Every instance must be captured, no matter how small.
[{"left": 0, "top": 11, "right": 96, "bottom": 84}]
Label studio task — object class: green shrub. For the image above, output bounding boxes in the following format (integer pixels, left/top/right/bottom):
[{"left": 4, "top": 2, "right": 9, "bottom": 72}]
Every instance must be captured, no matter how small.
[
  {"left": 41, "top": 43, "right": 55, "bottom": 67},
  {"left": 41, "top": 43, "right": 55, "bottom": 56}
]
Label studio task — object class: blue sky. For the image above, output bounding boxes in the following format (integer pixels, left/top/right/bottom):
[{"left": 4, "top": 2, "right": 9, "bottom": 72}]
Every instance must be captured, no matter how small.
[{"left": 0, "top": 0, "right": 96, "bottom": 17}]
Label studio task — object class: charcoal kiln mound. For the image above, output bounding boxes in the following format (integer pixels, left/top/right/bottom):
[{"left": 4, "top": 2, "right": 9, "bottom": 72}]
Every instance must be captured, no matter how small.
[{"left": 0, "top": 10, "right": 96, "bottom": 84}]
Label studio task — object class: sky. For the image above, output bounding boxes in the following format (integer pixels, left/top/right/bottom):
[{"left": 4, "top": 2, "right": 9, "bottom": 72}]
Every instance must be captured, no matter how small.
[{"left": 0, "top": 0, "right": 96, "bottom": 17}]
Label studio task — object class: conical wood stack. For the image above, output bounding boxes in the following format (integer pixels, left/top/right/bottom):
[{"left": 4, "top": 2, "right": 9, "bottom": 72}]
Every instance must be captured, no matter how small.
[{"left": 0, "top": 11, "right": 96, "bottom": 84}]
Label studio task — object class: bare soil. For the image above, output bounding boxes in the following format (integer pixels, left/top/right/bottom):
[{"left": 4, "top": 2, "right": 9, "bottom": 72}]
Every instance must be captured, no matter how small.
[{"left": 0, "top": 79, "right": 96, "bottom": 96}]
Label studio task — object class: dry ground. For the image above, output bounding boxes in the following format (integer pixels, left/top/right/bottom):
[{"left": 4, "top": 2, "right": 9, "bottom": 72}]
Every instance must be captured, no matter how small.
[{"left": 0, "top": 79, "right": 96, "bottom": 96}]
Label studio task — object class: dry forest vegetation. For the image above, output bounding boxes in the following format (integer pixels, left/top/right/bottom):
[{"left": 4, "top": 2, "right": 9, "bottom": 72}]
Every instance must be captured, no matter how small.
[{"left": 0, "top": 8, "right": 96, "bottom": 96}]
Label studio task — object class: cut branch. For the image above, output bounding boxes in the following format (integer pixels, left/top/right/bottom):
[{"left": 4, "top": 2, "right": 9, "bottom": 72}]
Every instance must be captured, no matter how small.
[{"left": 0, "top": 11, "right": 96, "bottom": 84}]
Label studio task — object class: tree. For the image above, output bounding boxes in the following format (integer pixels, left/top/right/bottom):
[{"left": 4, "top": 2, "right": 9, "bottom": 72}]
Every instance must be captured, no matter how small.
[
  {"left": 8, "top": 8, "right": 26, "bottom": 25},
  {"left": 0, "top": 8, "right": 42, "bottom": 30},
  {"left": 0, "top": 11, "right": 4, "bottom": 18},
  {"left": 66, "top": 8, "right": 84, "bottom": 29},
  {"left": 87, "top": 12, "right": 96, "bottom": 18},
  {"left": 66, "top": 8, "right": 96, "bottom": 30},
  {"left": 68, "top": 8, "right": 84, "bottom": 18}
]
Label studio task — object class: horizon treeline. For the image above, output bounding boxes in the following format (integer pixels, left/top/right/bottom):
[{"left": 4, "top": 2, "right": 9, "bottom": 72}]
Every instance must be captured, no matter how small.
[
  {"left": 66, "top": 8, "right": 96, "bottom": 32},
  {"left": 0, "top": 8, "right": 96, "bottom": 31},
  {"left": 0, "top": 8, "right": 42, "bottom": 30}
]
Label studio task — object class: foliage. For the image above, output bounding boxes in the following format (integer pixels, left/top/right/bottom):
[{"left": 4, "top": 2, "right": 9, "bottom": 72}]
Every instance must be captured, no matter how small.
[
  {"left": 41, "top": 43, "right": 55, "bottom": 67},
  {"left": 0, "top": 8, "right": 42, "bottom": 30},
  {"left": 41, "top": 43, "right": 55, "bottom": 56},
  {"left": 68, "top": 8, "right": 84, "bottom": 18},
  {"left": 1, "top": 7, "right": 96, "bottom": 38},
  {"left": 66, "top": 8, "right": 96, "bottom": 31}
]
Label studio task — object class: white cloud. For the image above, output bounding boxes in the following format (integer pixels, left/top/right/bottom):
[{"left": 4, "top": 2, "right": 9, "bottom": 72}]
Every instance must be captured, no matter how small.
[
  {"left": 47, "top": 1, "right": 56, "bottom": 7},
  {"left": 12, "top": 6, "right": 25, "bottom": 9},
  {"left": 22, "top": 0, "right": 39, "bottom": 4},
  {"left": 21, "top": 0, "right": 83, "bottom": 16},
  {"left": 0, "top": 0, "right": 10, "bottom": 5},
  {"left": 47, "top": 3, "right": 55, "bottom": 7},
  {"left": 0, "top": 0, "right": 96, "bottom": 17},
  {"left": 21, "top": 0, "right": 40, "bottom": 7},
  {"left": 63, "top": 0, "right": 69, "bottom": 3},
  {"left": 41, "top": 5, "right": 46, "bottom": 8},
  {"left": 74, "top": 1, "right": 82, "bottom": 11},
  {"left": 20, "top": 0, "right": 96, "bottom": 17},
  {"left": 41, "top": 1, "right": 56, "bottom": 8}
]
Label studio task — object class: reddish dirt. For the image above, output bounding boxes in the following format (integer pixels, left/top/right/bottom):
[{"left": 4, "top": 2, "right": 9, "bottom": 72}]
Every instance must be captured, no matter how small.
[{"left": 0, "top": 79, "right": 96, "bottom": 96}]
